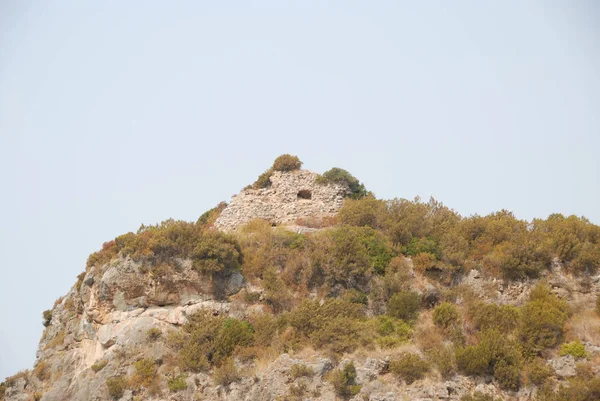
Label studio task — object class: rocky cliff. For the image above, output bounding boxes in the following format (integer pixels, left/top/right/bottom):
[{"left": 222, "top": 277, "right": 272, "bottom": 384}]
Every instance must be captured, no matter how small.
[{"left": 3, "top": 158, "right": 600, "bottom": 401}]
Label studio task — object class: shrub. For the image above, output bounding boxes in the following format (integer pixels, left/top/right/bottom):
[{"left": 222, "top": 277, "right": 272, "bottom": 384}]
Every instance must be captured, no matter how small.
[
  {"left": 337, "top": 197, "right": 386, "bottom": 228},
  {"left": 191, "top": 232, "right": 243, "bottom": 274},
  {"left": 42, "top": 310, "right": 52, "bottom": 327},
  {"left": 374, "top": 315, "right": 412, "bottom": 348},
  {"left": 560, "top": 340, "right": 587, "bottom": 359},
  {"left": 177, "top": 312, "right": 254, "bottom": 371},
  {"left": 32, "top": 392, "right": 43, "bottom": 401},
  {"left": 523, "top": 358, "right": 553, "bottom": 386},
  {"left": 0, "top": 383, "right": 6, "bottom": 400},
  {"left": 317, "top": 168, "right": 368, "bottom": 199},
  {"left": 597, "top": 294, "right": 600, "bottom": 315},
  {"left": 106, "top": 376, "right": 127, "bottom": 399},
  {"left": 460, "top": 392, "right": 496, "bottom": 401},
  {"left": 33, "top": 361, "right": 50, "bottom": 381},
  {"left": 433, "top": 302, "right": 461, "bottom": 330},
  {"left": 328, "top": 362, "right": 361, "bottom": 398},
  {"left": 130, "top": 358, "right": 156, "bottom": 388},
  {"left": 493, "top": 359, "right": 521, "bottom": 391},
  {"left": 430, "top": 346, "right": 456, "bottom": 378},
  {"left": 412, "top": 252, "right": 438, "bottom": 274},
  {"left": 251, "top": 169, "right": 274, "bottom": 189},
  {"left": 537, "top": 376, "right": 600, "bottom": 401},
  {"left": 167, "top": 374, "right": 188, "bottom": 392},
  {"left": 272, "top": 154, "right": 302, "bottom": 172},
  {"left": 290, "top": 364, "right": 314, "bottom": 379},
  {"left": 519, "top": 284, "right": 568, "bottom": 357},
  {"left": 310, "top": 226, "right": 391, "bottom": 287},
  {"left": 212, "top": 318, "right": 254, "bottom": 364},
  {"left": 387, "top": 291, "right": 421, "bottom": 322},
  {"left": 91, "top": 359, "right": 108, "bottom": 373},
  {"left": 213, "top": 359, "right": 240, "bottom": 386},
  {"left": 389, "top": 353, "right": 429, "bottom": 384},
  {"left": 456, "top": 329, "right": 522, "bottom": 390},
  {"left": 146, "top": 328, "right": 162, "bottom": 341},
  {"left": 470, "top": 302, "right": 520, "bottom": 332}
]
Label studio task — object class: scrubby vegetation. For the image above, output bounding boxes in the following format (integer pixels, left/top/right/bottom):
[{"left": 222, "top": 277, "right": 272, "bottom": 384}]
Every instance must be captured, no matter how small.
[
  {"left": 42, "top": 310, "right": 52, "bottom": 327},
  {"left": 317, "top": 168, "right": 368, "bottom": 199},
  {"left": 91, "top": 359, "right": 108, "bottom": 373},
  {"left": 167, "top": 374, "right": 187, "bottom": 392},
  {"left": 249, "top": 154, "right": 303, "bottom": 189},
  {"left": 106, "top": 376, "right": 127, "bottom": 399},
  {"left": 389, "top": 353, "right": 429, "bottom": 384},
  {"left": 559, "top": 340, "right": 587, "bottom": 359},
  {"left": 328, "top": 362, "right": 361, "bottom": 398},
  {"left": 86, "top": 219, "right": 242, "bottom": 287},
  {"left": 43, "top": 180, "right": 599, "bottom": 399}
]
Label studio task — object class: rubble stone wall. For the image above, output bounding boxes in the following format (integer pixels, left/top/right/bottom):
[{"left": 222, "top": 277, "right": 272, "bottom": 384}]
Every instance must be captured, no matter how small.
[{"left": 214, "top": 170, "right": 350, "bottom": 231}]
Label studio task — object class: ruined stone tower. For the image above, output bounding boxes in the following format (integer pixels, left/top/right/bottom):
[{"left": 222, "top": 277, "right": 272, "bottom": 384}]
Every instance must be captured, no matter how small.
[{"left": 214, "top": 169, "right": 350, "bottom": 232}]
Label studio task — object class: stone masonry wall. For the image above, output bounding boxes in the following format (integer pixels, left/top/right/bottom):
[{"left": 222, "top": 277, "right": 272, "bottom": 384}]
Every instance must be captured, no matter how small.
[{"left": 214, "top": 170, "right": 350, "bottom": 232}]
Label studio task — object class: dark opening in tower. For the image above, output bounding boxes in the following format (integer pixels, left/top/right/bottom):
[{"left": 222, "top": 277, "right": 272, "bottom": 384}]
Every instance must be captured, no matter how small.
[{"left": 297, "top": 190, "right": 312, "bottom": 200}]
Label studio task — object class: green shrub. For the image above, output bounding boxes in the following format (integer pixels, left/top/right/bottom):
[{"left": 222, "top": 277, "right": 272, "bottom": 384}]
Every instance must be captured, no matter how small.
[
  {"left": 470, "top": 302, "right": 520, "bottom": 332},
  {"left": 0, "top": 383, "right": 6, "bottom": 400},
  {"left": 537, "top": 376, "right": 600, "bottom": 401},
  {"left": 493, "top": 359, "right": 521, "bottom": 391},
  {"left": 317, "top": 168, "right": 368, "bottom": 199},
  {"left": 146, "top": 328, "right": 162, "bottom": 341},
  {"left": 309, "top": 226, "right": 391, "bottom": 287},
  {"left": 560, "top": 340, "right": 587, "bottom": 359},
  {"left": 91, "top": 359, "right": 108, "bottom": 373},
  {"left": 288, "top": 298, "right": 364, "bottom": 336},
  {"left": 373, "top": 315, "right": 412, "bottom": 348},
  {"left": 433, "top": 302, "right": 461, "bottom": 330},
  {"left": 272, "top": 154, "right": 302, "bottom": 172},
  {"left": 42, "top": 310, "right": 52, "bottom": 327},
  {"left": 519, "top": 284, "right": 568, "bottom": 357},
  {"left": 213, "top": 318, "right": 254, "bottom": 364},
  {"left": 328, "top": 362, "right": 361, "bottom": 398},
  {"left": 213, "top": 359, "right": 240, "bottom": 386},
  {"left": 337, "top": 197, "right": 386, "bottom": 228},
  {"left": 456, "top": 329, "right": 522, "bottom": 390},
  {"left": 86, "top": 219, "right": 244, "bottom": 281},
  {"left": 389, "top": 353, "right": 429, "bottom": 384},
  {"left": 251, "top": 168, "right": 274, "bottom": 189},
  {"left": 290, "top": 364, "right": 314, "bottom": 379},
  {"left": 191, "top": 232, "right": 243, "bottom": 274},
  {"left": 460, "top": 392, "right": 497, "bottom": 401},
  {"left": 106, "top": 376, "right": 127, "bottom": 399},
  {"left": 167, "top": 374, "right": 188, "bottom": 392},
  {"left": 523, "top": 358, "right": 553, "bottom": 386},
  {"left": 177, "top": 312, "right": 254, "bottom": 371},
  {"left": 429, "top": 346, "right": 456, "bottom": 378},
  {"left": 387, "top": 291, "right": 421, "bottom": 322},
  {"left": 130, "top": 358, "right": 156, "bottom": 388}
]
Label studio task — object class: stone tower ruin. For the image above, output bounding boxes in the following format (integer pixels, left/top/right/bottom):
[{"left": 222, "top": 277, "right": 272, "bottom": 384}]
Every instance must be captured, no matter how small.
[{"left": 214, "top": 170, "right": 351, "bottom": 232}]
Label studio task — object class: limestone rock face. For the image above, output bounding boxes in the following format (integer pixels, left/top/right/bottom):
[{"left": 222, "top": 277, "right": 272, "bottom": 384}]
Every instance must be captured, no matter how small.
[{"left": 214, "top": 170, "right": 350, "bottom": 232}]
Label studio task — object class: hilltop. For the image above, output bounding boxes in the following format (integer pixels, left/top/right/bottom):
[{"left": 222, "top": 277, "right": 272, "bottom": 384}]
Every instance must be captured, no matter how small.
[{"left": 2, "top": 155, "right": 600, "bottom": 401}]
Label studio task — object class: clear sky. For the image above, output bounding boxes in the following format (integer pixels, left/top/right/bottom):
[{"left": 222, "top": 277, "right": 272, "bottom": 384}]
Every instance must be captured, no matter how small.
[{"left": 0, "top": 1, "right": 598, "bottom": 379}]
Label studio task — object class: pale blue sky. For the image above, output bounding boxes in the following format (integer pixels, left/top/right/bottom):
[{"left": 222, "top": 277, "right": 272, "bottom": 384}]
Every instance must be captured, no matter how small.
[{"left": 0, "top": 1, "right": 598, "bottom": 379}]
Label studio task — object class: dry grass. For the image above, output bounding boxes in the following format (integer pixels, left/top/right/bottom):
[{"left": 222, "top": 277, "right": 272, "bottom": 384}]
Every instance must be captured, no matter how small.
[
  {"left": 564, "top": 309, "right": 600, "bottom": 345},
  {"left": 44, "top": 331, "right": 66, "bottom": 350}
]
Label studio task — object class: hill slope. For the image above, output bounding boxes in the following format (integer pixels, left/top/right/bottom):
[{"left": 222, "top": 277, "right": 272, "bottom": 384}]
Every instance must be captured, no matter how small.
[{"left": 2, "top": 156, "right": 600, "bottom": 401}]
